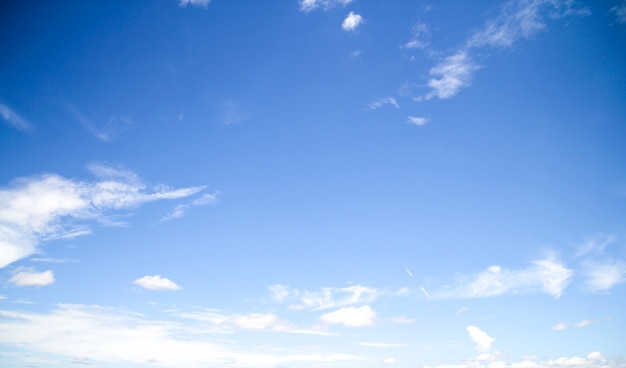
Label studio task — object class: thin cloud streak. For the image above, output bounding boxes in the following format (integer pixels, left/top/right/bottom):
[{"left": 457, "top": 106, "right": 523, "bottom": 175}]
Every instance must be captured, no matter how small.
[
  {"left": 299, "top": 0, "right": 353, "bottom": 13},
  {"left": 0, "top": 103, "right": 33, "bottom": 132}
]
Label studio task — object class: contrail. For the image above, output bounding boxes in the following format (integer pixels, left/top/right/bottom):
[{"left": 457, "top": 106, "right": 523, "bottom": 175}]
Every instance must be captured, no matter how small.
[
  {"left": 420, "top": 285, "right": 431, "bottom": 299},
  {"left": 404, "top": 267, "right": 413, "bottom": 278}
]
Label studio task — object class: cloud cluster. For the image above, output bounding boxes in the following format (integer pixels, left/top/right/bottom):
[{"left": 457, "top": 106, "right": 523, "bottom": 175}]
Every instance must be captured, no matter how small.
[
  {"left": 0, "top": 163, "right": 210, "bottom": 268},
  {"left": 320, "top": 305, "right": 377, "bottom": 327},
  {"left": 269, "top": 284, "right": 381, "bottom": 310}
]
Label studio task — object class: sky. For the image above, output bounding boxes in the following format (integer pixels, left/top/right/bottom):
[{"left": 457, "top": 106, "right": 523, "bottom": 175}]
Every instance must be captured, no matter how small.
[{"left": 1, "top": 0, "right": 626, "bottom": 367}]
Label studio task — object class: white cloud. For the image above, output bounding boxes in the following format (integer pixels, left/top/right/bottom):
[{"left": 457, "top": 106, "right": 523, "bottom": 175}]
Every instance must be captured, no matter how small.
[
  {"left": 299, "top": 0, "right": 352, "bottom": 12},
  {"left": 357, "top": 342, "right": 406, "bottom": 348},
  {"left": 407, "top": 116, "right": 428, "bottom": 126},
  {"left": 369, "top": 97, "right": 399, "bottom": 110},
  {"left": 179, "top": 0, "right": 210, "bottom": 7},
  {"left": 551, "top": 322, "right": 568, "bottom": 331},
  {"left": 268, "top": 284, "right": 291, "bottom": 303},
  {"left": 612, "top": 1, "right": 626, "bottom": 24},
  {"left": 420, "top": 52, "right": 477, "bottom": 101},
  {"left": 0, "top": 103, "right": 32, "bottom": 132},
  {"left": 8, "top": 267, "right": 55, "bottom": 287},
  {"left": 388, "top": 316, "right": 415, "bottom": 324},
  {"left": 435, "top": 256, "right": 573, "bottom": 299},
  {"left": 582, "top": 260, "right": 626, "bottom": 292},
  {"left": 0, "top": 304, "right": 361, "bottom": 367},
  {"left": 0, "top": 164, "right": 208, "bottom": 268},
  {"left": 342, "top": 12, "right": 363, "bottom": 31},
  {"left": 467, "top": 325, "right": 495, "bottom": 352},
  {"left": 574, "top": 320, "right": 592, "bottom": 328},
  {"left": 133, "top": 275, "right": 181, "bottom": 291},
  {"left": 384, "top": 357, "right": 397, "bottom": 364},
  {"left": 320, "top": 305, "right": 376, "bottom": 327}
]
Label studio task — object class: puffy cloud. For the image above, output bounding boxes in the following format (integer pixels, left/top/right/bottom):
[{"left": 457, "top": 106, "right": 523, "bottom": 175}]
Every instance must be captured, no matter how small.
[
  {"left": 320, "top": 305, "right": 377, "bottom": 327},
  {"left": 0, "top": 103, "right": 32, "bottom": 132},
  {"left": 0, "top": 164, "right": 208, "bottom": 268},
  {"left": 8, "top": 267, "right": 55, "bottom": 287},
  {"left": 467, "top": 325, "right": 495, "bottom": 352},
  {"left": 435, "top": 256, "right": 573, "bottom": 299},
  {"left": 342, "top": 12, "right": 363, "bottom": 31},
  {"left": 133, "top": 275, "right": 181, "bottom": 291},
  {"left": 299, "top": 0, "right": 352, "bottom": 12},
  {"left": 179, "top": 0, "right": 210, "bottom": 7}
]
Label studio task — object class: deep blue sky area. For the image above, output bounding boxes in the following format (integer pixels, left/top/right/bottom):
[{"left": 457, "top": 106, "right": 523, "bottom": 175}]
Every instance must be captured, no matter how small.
[{"left": 1, "top": 1, "right": 626, "bottom": 367}]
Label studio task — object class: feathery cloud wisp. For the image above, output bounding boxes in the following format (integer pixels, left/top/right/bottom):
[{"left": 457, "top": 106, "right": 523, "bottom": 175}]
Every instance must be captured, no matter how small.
[
  {"left": 0, "top": 163, "right": 208, "bottom": 268},
  {"left": 582, "top": 260, "right": 626, "bottom": 293},
  {"left": 179, "top": 0, "right": 210, "bottom": 7},
  {"left": 0, "top": 103, "right": 32, "bottom": 132},
  {"left": 369, "top": 97, "right": 399, "bottom": 110}
]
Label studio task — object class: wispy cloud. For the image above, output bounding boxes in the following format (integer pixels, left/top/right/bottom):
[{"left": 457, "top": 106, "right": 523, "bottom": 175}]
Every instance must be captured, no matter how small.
[
  {"left": 68, "top": 105, "right": 133, "bottom": 142},
  {"left": 133, "top": 275, "right": 181, "bottom": 291},
  {"left": 299, "top": 0, "right": 353, "bottom": 12},
  {"left": 320, "top": 305, "right": 377, "bottom": 327},
  {"left": 574, "top": 234, "right": 616, "bottom": 258},
  {"left": 582, "top": 260, "right": 626, "bottom": 293},
  {"left": 406, "top": 116, "right": 428, "bottom": 126},
  {"left": 179, "top": 0, "right": 210, "bottom": 7},
  {"left": 160, "top": 192, "right": 219, "bottom": 222},
  {"left": 0, "top": 163, "right": 208, "bottom": 268},
  {"left": 435, "top": 256, "right": 573, "bottom": 299},
  {"left": 551, "top": 322, "right": 568, "bottom": 331},
  {"left": 417, "top": 0, "right": 589, "bottom": 101},
  {"left": 467, "top": 325, "right": 495, "bottom": 352},
  {"left": 612, "top": 1, "right": 626, "bottom": 24},
  {"left": 8, "top": 267, "right": 55, "bottom": 287},
  {"left": 403, "top": 22, "right": 430, "bottom": 49},
  {"left": 342, "top": 11, "right": 363, "bottom": 31},
  {"left": 0, "top": 304, "right": 360, "bottom": 367},
  {"left": 369, "top": 97, "right": 399, "bottom": 110},
  {"left": 0, "top": 102, "right": 33, "bottom": 132},
  {"left": 272, "top": 284, "right": 381, "bottom": 310}
]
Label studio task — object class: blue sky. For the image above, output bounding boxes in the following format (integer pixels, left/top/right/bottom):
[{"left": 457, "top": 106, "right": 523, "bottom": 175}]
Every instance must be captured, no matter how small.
[{"left": 1, "top": 0, "right": 626, "bottom": 367}]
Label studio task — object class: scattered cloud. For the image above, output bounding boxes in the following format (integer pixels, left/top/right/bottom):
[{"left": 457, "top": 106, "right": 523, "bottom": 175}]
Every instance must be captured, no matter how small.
[
  {"left": 8, "top": 267, "right": 55, "bottom": 287},
  {"left": 133, "top": 275, "right": 181, "bottom": 291},
  {"left": 406, "top": 116, "right": 428, "bottom": 126},
  {"left": 0, "top": 163, "right": 208, "bottom": 268},
  {"left": 553, "top": 319, "right": 596, "bottom": 331},
  {"left": 299, "top": 0, "right": 353, "bottom": 12},
  {"left": 0, "top": 304, "right": 361, "bottom": 367},
  {"left": 384, "top": 357, "right": 397, "bottom": 364},
  {"left": 0, "top": 102, "right": 32, "bottom": 132},
  {"left": 574, "top": 319, "right": 592, "bottom": 328},
  {"left": 551, "top": 322, "right": 568, "bottom": 331},
  {"left": 467, "top": 325, "right": 495, "bottom": 352},
  {"left": 435, "top": 256, "right": 573, "bottom": 299},
  {"left": 342, "top": 12, "right": 363, "bottom": 31},
  {"left": 369, "top": 97, "right": 399, "bottom": 110},
  {"left": 611, "top": 1, "right": 626, "bottom": 24},
  {"left": 582, "top": 260, "right": 626, "bottom": 292},
  {"left": 179, "top": 0, "right": 210, "bottom": 7},
  {"left": 320, "top": 305, "right": 377, "bottom": 327},
  {"left": 575, "top": 234, "right": 616, "bottom": 258}
]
